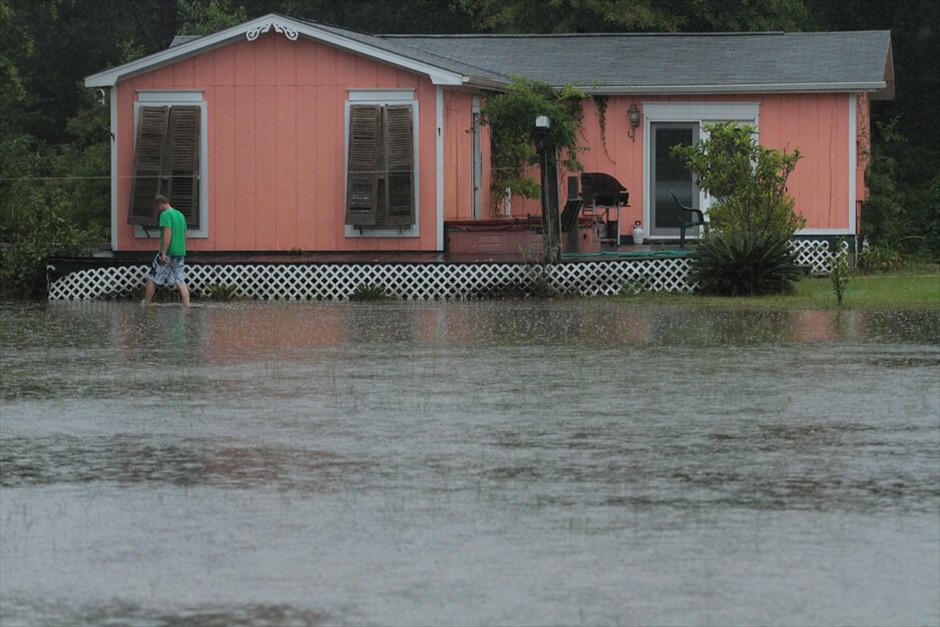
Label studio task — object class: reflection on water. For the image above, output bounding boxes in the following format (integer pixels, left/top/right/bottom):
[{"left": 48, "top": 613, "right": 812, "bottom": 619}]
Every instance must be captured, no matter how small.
[
  {"left": 1, "top": 435, "right": 368, "bottom": 491},
  {"left": 1, "top": 300, "right": 938, "bottom": 626}
]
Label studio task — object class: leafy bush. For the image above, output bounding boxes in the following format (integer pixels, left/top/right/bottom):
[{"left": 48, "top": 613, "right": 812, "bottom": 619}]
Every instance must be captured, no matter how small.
[
  {"left": 349, "top": 283, "right": 388, "bottom": 301},
  {"left": 618, "top": 276, "right": 653, "bottom": 296},
  {"left": 672, "top": 123, "right": 805, "bottom": 241},
  {"left": 861, "top": 146, "right": 905, "bottom": 248},
  {"left": 0, "top": 190, "right": 103, "bottom": 298},
  {"left": 202, "top": 282, "right": 239, "bottom": 300},
  {"left": 689, "top": 232, "right": 803, "bottom": 296},
  {"left": 902, "top": 174, "right": 940, "bottom": 261},
  {"left": 857, "top": 243, "right": 902, "bottom": 274}
]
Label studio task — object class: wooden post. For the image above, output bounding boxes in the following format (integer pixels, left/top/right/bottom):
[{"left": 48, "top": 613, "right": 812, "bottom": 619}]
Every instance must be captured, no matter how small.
[
  {"left": 565, "top": 175, "right": 581, "bottom": 253},
  {"left": 536, "top": 117, "right": 561, "bottom": 264}
]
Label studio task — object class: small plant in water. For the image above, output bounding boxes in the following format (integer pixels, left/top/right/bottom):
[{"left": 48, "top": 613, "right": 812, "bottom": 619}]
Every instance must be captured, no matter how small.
[
  {"left": 203, "top": 282, "right": 239, "bottom": 301},
  {"left": 829, "top": 242, "right": 853, "bottom": 306},
  {"left": 349, "top": 282, "right": 388, "bottom": 301},
  {"left": 618, "top": 276, "right": 653, "bottom": 296}
]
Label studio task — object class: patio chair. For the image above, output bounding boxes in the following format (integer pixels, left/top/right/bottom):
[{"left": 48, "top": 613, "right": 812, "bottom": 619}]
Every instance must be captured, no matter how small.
[
  {"left": 668, "top": 189, "right": 706, "bottom": 248},
  {"left": 560, "top": 197, "right": 584, "bottom": 252}
]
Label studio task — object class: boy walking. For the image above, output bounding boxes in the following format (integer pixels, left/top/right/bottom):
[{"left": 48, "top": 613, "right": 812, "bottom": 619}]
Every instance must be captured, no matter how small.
[{"left": 144, "top": 195, "right": 190, "bottom": 305}]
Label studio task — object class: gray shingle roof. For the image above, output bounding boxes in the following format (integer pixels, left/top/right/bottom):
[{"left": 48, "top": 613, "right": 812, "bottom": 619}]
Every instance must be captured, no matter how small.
[
  {"left": 383, "top": 31, "right": 891, "bottom": 92},
  {"left": 294, "top": 19, "right": 510, "bottom": 84},
  {"left": 166, "top": 23, "right": 891, "bottom": 94}
]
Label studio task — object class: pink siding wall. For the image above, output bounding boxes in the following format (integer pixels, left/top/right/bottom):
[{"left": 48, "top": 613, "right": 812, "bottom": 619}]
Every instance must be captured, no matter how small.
[
  {"left": 490, "top": 93, "right": 857, "bottom": 235},
  {"left": 115, "top": 33, "right": 864, "bottom": 251},
  {"left": 116, "top": 34, "right": 443, "bottom": 252},
  {"left": 443, "top": 91, "right": 474, "bottom": 220},
  {"left": 761, "top": 93, "right": 850, "bottom": 230}
]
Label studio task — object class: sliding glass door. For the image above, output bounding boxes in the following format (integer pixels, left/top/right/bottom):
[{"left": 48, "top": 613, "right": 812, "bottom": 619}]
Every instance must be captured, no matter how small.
[{"left": 649, "top": 122, "right": 700, "bottom": 238}]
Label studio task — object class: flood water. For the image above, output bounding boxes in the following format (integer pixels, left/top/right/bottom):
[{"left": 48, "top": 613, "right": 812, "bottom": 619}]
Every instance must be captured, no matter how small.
[{"left": 1, "top": 299, "right": 938, "bottom": 626}]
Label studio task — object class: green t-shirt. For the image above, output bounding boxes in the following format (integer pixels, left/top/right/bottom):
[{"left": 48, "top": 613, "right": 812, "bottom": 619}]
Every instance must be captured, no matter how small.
[{"left": 159, "top": 207, "right": 187, "bottom": 257}]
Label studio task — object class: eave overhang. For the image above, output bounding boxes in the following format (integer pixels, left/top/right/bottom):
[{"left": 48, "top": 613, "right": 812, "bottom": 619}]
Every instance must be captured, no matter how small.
[{"left": 574, "top": 82, "right": 889, "bottom": 96}]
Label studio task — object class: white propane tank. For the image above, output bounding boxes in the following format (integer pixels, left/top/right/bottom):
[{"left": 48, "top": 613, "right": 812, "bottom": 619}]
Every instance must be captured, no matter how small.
[{"left": 632, "top": 221, "right": 645, "bottom": 245}]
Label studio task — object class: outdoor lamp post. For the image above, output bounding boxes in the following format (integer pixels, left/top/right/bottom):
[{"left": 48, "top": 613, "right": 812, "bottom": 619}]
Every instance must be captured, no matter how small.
[{"left": 534, "top": 116, "right": 561, "bottom": 264}]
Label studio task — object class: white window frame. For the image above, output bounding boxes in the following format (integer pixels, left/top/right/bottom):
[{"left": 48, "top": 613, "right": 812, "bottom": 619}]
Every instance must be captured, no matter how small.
[
  {"left": 344, "top": 89, "right": 420, "bottom": 238},
  {"left": 642, "top": 102, "right": 760, "bottom": 238},
  {"left": 133, "top": 90, "right": 208, "bottom": 239}
]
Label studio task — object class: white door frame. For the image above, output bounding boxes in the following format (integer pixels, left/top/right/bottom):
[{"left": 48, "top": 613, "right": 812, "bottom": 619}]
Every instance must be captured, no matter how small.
[{"left": 642, "top": 102, "right": 760, "bottom": 239}]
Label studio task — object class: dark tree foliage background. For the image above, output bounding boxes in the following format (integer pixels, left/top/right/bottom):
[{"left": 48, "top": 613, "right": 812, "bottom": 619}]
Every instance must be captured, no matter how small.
[{"left": 1, "top": 0, "right": 936, "bottom": 258}]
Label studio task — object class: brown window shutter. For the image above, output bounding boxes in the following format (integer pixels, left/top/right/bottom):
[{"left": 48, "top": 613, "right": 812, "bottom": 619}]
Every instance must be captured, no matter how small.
[
  {"left": 129, "top": 106, "right": 169, "bottom": 226},
  {"left": 384, "top": 104, "right": 415, "bottom": 226},
  {"left": 166, "top": 105, "right": 201, "bottom": 229},
  {"left": 345, "top": 105, "right": 381, "bottom": 226}
]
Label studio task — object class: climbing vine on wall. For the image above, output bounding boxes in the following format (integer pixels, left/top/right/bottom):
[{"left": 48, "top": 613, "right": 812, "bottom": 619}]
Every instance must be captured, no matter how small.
[
  {"left": 479, "top": 78, "right": 588, "bottom": 215},
  {"left": 593, "top": 95, "right": 613, "bottom": 161}
]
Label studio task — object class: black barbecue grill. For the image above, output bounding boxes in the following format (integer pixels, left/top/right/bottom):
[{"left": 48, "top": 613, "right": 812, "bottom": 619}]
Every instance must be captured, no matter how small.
[{"left": 574, "top": 172, "right": 629, "bottom": 244}]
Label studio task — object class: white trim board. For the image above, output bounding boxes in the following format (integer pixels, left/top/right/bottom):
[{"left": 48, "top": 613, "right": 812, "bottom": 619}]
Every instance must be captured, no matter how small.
[
  {"left": 348, "top": 89, "right": 415, "bottom": 102},
  {"left": 641, "top": 102, "right": 760, "bottom": 122}
]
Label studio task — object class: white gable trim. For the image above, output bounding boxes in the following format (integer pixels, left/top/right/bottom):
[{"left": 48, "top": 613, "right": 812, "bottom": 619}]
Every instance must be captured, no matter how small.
[
  {"left": 85, "top": 14, "right": 468, "bottom": 88},
  {"left": 246, "top": 18, "right": 299, "bottom": 41}
]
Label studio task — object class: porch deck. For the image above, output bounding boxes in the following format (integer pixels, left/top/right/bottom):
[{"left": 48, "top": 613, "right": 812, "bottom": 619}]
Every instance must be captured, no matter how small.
[{"left": 45, "top": 239, "right": 837, "bottom": 301}]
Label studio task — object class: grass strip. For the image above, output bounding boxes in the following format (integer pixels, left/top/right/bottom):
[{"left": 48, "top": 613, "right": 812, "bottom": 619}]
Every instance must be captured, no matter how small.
[{"left": 620, "top": 272, "right": 940, "bottom": 310}]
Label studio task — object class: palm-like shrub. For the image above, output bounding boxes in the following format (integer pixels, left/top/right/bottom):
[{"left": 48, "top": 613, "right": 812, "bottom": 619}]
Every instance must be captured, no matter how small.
[
  {"left": 673, "top": 123, "right": 806, "bottom": 297},
  {"left": 690, "top": 231, "right": 803, "bottom": 296}
]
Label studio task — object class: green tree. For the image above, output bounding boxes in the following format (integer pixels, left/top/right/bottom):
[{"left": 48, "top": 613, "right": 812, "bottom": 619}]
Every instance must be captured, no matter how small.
[
  {"left": 179, "top": 0, "right": 247, "bottom": 35},
  {"left": 455, "top": 0, "right": 809, "bottom": 33},
  {"left": 479, "top": 78, "right": 587, "bottom": 213},
  {"left": 239, "top": 0, "right": 475, "bottom": 33}
]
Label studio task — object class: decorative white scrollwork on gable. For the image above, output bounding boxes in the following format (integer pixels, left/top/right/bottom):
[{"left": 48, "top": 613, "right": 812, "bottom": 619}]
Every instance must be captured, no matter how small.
[{"left": 245, "top": 19, "right": 299, "bottom": 42}]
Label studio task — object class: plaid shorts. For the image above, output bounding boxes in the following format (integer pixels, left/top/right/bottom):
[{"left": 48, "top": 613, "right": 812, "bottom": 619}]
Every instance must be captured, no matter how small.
[{"left": 149, "top": 253, "right": 186, "bottom": 286}]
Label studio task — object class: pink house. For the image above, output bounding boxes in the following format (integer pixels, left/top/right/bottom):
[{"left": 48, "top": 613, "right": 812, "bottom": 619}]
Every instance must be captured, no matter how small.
[{"left": 84, "top": 14, "right": 893, "bottom": 254}]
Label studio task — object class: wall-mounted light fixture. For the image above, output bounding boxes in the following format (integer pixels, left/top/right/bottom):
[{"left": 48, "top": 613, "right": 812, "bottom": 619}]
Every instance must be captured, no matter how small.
[{"left": 627, "top": 103, "right": 640, "bottom": 142}]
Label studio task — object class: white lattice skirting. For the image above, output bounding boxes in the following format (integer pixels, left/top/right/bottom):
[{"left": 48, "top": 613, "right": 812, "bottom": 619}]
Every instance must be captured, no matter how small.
[
  {"left": 47, "top": 258, "right": 693, "bottom": 301},
  {"left": 46, "top": 240, "right": 847, "bottom": 301},
  {"left": 790, "top": 239, "right": 849, "bottom": 274}
]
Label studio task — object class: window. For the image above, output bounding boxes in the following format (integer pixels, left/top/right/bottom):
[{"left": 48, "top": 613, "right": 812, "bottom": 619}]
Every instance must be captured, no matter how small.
[
  {"left": 130, "top": 92, "right": 206, "bottom": 235},
  {"left": 345, "top": 91, "right": 418, "bottom": 235}
]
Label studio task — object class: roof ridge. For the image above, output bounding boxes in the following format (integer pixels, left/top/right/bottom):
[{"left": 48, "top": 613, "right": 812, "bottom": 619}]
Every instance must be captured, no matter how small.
[
  {"left": 386, "top": 31, "right": 783, "bottom": 38},
  {"left": 384, "top": 30, "right": 889, "bottom": 38}
]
